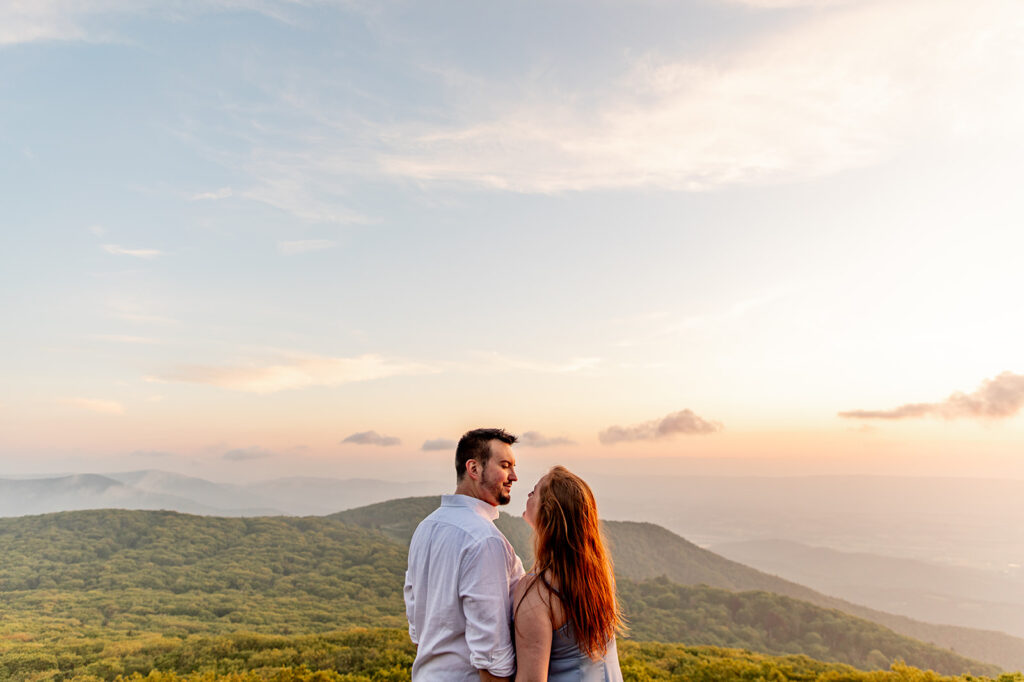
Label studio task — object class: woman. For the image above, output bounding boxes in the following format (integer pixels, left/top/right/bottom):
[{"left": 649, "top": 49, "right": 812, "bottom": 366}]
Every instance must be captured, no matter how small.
[{"left": 513, "top": 466, "right": 624, "bottom": 681}]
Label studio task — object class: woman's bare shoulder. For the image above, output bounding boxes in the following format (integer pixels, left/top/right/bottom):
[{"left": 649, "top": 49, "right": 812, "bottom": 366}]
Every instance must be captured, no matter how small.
[
  {"left": 514, "top": 571, "right": 545, "bottom": 604},
  {"left": 515, "top": 571, "right": 565, "bottom": 628}
]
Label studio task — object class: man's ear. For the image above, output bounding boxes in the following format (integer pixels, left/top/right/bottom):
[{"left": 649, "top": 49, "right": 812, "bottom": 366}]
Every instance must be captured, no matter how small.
[{"left": 465, "top": 458, "right": 481, "bottom": 481}]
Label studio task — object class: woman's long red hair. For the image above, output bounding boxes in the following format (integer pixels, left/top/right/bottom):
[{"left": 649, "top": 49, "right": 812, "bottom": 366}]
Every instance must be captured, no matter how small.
[{"left": 526, "top": 465, "right": 624, "bottom": 659}]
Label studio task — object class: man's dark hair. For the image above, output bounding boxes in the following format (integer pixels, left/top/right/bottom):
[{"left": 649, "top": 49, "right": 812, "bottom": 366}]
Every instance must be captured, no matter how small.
[{"left": 455, "top": 428, "right": 517, "bottom": 480}]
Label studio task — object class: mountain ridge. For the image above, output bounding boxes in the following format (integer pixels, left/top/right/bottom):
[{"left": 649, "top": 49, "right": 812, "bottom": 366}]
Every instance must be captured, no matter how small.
[
  {"left": 0, "top": 506, "right": 999, "bottom": 677},
  {"left": 333, "top": 495, "right": 1024, "bottom": 672},
  {"left": 711, "top": 538, "right": 1024, "bottom": 638}
]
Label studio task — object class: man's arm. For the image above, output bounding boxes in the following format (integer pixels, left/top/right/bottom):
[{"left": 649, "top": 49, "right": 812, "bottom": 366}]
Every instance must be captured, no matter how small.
[
  {"left": 460, "top": 536, "right": 517, "bottom": 679},
  {"left": 403, "top": 569, "right": 418, "bottom": 644}
]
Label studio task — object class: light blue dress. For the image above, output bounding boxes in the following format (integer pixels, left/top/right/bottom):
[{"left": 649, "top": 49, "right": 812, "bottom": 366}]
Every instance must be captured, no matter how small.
[{"left": 546, "top": 621, "right": 623, "bottom": 682}]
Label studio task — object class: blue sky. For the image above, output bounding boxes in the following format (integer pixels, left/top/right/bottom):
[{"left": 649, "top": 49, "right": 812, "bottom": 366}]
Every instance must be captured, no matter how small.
[{"left": 3, "top": 0, "right": 1024, "bottom": 482}]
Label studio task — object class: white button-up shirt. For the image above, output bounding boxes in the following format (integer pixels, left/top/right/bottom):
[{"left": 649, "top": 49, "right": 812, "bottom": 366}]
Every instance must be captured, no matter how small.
[{"left": 405, "top": 494, "right": 525, "bottom": 681}]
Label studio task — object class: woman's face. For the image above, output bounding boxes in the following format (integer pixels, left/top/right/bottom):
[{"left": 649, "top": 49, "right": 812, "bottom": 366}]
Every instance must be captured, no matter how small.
[{"left": 523, "top": 475, "right": 546, "bottom": 529}]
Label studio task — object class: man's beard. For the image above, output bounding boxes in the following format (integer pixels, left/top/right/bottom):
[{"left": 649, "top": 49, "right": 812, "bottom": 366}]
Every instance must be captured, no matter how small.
[{"left": 482, "top": 463, "right": 511, "bottom": 505}]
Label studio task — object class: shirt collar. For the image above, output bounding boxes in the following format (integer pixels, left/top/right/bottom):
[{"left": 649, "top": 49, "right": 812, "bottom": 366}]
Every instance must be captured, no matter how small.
[{"left": 442, "top": 493, "right": 500, "bottom": 521}]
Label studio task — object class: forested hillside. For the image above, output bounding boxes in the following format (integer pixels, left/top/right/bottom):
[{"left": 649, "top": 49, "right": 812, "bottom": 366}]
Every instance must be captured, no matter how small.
[
  {"left": 4, "top": 622, "right": 1019, "bottom": 679},
  {"left": 0, "top": 508, "right": 1003, "bottom": 679},
  {"left": 4, "top": 627, "right": 1021, "bottom": 682}
]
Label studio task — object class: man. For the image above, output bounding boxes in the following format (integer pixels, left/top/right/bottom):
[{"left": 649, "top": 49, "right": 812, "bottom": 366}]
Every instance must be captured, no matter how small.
[{"left": 405, "top": 428, "right": 525, "bottom": 682}]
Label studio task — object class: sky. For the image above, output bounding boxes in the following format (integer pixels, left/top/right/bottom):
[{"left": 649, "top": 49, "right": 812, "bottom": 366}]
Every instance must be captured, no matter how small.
[{"left": 2, "top": 0, "right": 1024, "bottom": 484}]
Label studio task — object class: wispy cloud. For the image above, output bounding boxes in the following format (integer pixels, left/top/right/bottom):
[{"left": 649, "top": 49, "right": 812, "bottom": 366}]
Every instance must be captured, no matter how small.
[
  {"left": 106, "top": 299, "right": 179, "bottom": 326},
  {"left": 112, "top": 312, "right": 179, "bottom": 326},
  {"left": 1, "top": 2, "right": 84, "bottom": 46},
  {"left": 237, "top": 175, "right": 369, "bottom": 225},
  {"left": 103, "top": 244, "right": 162, "bottom": 259},
  {"left": 615, "top": 289, "right": 789, "bottom": 347},
  {"left": 468, "top": 352, "right": 601, "bottom": 374},
  {"left": 839, "top": 372, "right": 1024, "bottom": 421},
  {"left": 190, "top": 187, "right": 233, "bottom": 200},
  {"left": 129, "top": 449, "right": 174, "bottom": 458},
  {"left": 278, "top": 239, "right": 337, "bottom": 255},
  {"left": 0, "top": 1, "right": 319, "bottom": 47},
  {"left": 721, "top": 0, "right": 854, "bottom": 7},
  {"left": 59, "top": 397, "right": 124, "bottom": 415},
  {"left": 518, "top": 431, "right": 575, "bottom": 448},
  {"left": 223, "top": 446, "right": 275, "bottom": 461},
  {"left": 90, "top": 334, "right": 161, "bottom": 344},
  {"left": 341, "top": 431, "right": 401, "bottom": 447},
  {"left": 422, "top": 438, "right": 456, "bottom": 451},
  {"left": 599, "top": 409, "right": 723, "bottom": 445},
  {"left": 11, "top": 1, "right": 1022, "bottom": 204},
  {"left": 379, "top": 0, "right": 1024, "bottom": 193},
  {"left": 155, "top": 352, "right": 436, "bottom": 394}
]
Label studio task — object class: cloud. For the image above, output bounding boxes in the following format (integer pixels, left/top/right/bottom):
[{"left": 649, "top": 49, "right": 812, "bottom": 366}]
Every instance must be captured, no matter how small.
[
  {"left": 129, "top": 449, "right": 174, "bottom": 458},
  {"left": 467, "top": 352, "right": 601, "bottom": 374},
  {"left": 599, "top": 409, "right": 723, "bottom": 445},
  {"left": 12, "top": 1, "right": 1021, "bottom": 204},
  {"left": 0, "top": 1, "right": 318, "bottom": 47},
  {"left": 615, "top": 289, "right": 790, "bottom": 347},
  {"left": 422, "top": 438, "right": 456, "bottom": 451},
  {"left": 237, "top": 175, "right": 369, "bottom": 225},
  {"left": 223, "top": 447, "right": 275, "bottom": 461},
  {"left": 341, "top": 431, "right": 401, "bottom": 447},
  {"left": 190, "top": 187, "right": 233, "bottom": 200},
  {"left": 112, "top": 312, "right": 179, "bottom": 325},
  {"left": 89, "top": 225, "right": 106, "bottom": 236},
  {"left": 1, "top": 2, "right": 84, "bottom": 46},
  {"left": 155, "top": 352, "right": 436, "bottom": 394},
  {"left": 278, "top": 239, "right": 337, "bottom": 255},
  {"left": 91, "top": 334, "right": 161, "bottom": 344},
  {"left": 379, "top": 0, "right": 1024, "bottom": 193},
  {"left": 518, "top": 431, "right": 575, "bottom": 448},
  {"left": 103, "top": 244, "right": 162, "bottom": 259},
  {"left": 59, "top": 398, "right": 124, "bottom": 415},
  {"left": 721, "top": 0, "right": 854, "bottom": 6},
  {"left": 838, "top": 372, "right": 1024, "bottom": 421}
]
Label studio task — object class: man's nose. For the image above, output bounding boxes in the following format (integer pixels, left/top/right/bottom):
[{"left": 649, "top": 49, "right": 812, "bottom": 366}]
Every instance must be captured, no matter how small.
[{"left": 509, "top": 468, "right": 517, "bottom": 482}]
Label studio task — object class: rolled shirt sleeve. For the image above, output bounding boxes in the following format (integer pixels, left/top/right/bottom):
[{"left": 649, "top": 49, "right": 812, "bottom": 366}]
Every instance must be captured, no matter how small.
[
  {"left": 459, "top": 536, "right": 517, "bottom": 677},
  {"left": 404, "top": 570, "right": 418, "bottom": 644}
]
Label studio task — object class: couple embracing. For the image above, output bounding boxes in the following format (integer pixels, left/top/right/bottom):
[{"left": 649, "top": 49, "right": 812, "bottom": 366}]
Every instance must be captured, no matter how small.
[{"left": 404, "top": 428, "right": 624, "bottom": 682}]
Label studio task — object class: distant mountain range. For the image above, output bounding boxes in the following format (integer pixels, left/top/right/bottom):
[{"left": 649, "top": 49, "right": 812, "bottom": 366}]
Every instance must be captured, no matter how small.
[
  {"left": 585, "top": 474, "right": 1024, "bottom": 574},
  {"left": 0, "top": 470, "right": 437, "bottom": 518},
  {"left": 712, "top": 538, "right": 1024, "bottom": 639}
]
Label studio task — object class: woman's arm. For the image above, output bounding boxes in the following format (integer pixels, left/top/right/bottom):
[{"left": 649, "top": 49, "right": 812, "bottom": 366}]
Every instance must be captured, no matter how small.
[{"left": 513, "top": 576, "right": 552, "bottom": 682}]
